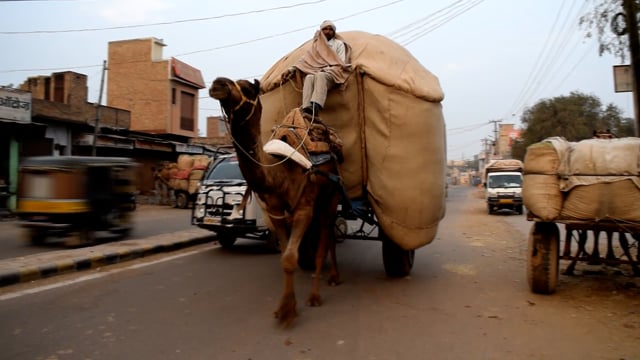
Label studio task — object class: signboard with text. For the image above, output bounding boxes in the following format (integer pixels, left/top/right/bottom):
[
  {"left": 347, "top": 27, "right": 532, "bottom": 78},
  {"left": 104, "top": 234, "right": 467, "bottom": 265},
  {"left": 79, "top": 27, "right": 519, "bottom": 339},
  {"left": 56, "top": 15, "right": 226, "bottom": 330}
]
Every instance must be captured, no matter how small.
[{"left": 0, "top": 88, "right": 32, "bottom": 122}]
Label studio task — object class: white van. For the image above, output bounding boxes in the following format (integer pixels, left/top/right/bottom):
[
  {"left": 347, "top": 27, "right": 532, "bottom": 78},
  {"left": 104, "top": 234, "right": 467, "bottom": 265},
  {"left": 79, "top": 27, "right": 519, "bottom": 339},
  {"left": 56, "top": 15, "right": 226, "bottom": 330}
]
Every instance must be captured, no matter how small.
[{"left": 484, "top": 159, "right": 524, "bottom": 215}]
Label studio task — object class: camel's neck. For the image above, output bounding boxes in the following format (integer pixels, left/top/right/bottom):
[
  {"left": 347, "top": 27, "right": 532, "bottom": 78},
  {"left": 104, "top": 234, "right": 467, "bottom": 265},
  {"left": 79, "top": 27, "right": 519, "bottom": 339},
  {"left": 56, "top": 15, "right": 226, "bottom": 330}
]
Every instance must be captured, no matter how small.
[{"left": 230, "top": 113, "right": 273, "bottom": 193}]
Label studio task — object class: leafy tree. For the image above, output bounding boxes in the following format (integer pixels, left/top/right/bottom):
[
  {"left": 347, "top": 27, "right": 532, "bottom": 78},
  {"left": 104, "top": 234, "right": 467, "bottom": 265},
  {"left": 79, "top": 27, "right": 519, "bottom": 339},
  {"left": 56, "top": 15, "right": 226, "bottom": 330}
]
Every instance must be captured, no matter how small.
[
  {"left": 579, "top": 0, "right": 629, "bottom": 62},
  {"left": 511, "top": 91, "right": 635, "bottom": 159}
]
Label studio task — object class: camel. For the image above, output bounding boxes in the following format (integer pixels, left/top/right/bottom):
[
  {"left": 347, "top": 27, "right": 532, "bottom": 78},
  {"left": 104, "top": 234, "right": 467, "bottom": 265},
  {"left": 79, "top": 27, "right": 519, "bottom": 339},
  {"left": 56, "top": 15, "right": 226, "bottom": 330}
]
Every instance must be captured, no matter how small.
[{"left": 209, "top": 77, "right": 344, "bottom": 326}]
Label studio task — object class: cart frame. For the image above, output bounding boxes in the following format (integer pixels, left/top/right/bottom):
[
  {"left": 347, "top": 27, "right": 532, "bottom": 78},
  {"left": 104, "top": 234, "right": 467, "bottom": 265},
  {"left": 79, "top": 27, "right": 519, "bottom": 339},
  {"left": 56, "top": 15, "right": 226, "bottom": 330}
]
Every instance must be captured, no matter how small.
[{"left": 526, "top": 215, "right": 640, "bottom": 294}]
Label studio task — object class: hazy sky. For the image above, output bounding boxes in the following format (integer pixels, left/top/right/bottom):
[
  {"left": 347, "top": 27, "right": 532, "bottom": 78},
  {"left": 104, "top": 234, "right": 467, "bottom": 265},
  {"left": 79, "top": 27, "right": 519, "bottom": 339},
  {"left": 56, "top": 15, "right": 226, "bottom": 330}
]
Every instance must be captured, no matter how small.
[{"left": 0, "top": 0, "right": 632, "bottom": 160}]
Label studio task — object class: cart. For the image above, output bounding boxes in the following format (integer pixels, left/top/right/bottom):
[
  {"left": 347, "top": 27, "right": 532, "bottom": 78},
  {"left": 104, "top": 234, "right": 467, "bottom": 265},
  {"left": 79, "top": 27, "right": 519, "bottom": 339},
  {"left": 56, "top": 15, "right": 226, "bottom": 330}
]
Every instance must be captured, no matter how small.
[
  {"left": 526, "top": 215, "right": 640, "bottom": 294},
  {"left": 330, "top": 199, "right": 415, "bottom": 277}
]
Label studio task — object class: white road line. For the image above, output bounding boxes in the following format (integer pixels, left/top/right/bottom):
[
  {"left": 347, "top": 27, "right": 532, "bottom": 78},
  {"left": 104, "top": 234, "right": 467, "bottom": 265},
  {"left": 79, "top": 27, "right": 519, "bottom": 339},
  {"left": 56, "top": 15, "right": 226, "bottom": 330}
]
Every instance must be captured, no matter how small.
[{"left": 0, "top": 244, "right": 218, "bottom": 301}]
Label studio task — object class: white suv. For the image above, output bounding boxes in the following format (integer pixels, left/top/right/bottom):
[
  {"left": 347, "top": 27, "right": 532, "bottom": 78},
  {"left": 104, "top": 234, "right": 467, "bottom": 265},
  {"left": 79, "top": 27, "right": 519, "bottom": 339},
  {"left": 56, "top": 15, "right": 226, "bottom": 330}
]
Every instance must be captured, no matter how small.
[{"left": 191, "top": 155, "right": 276, "bottom": 250}]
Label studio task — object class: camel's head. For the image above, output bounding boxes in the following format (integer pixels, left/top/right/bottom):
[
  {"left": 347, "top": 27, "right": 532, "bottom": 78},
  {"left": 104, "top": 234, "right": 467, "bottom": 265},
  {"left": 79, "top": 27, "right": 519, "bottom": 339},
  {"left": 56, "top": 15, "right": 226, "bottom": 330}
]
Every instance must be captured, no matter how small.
[{"left": 209, "top": 77, "right": 261, "bottom": 122}]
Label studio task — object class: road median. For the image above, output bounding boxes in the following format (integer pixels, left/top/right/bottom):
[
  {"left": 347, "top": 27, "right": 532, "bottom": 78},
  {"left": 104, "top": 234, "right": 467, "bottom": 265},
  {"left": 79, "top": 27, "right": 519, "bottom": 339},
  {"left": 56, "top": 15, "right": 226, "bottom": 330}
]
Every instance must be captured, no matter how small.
[{"left": 0, "top": 228, "right": 214, "bottom": 287}]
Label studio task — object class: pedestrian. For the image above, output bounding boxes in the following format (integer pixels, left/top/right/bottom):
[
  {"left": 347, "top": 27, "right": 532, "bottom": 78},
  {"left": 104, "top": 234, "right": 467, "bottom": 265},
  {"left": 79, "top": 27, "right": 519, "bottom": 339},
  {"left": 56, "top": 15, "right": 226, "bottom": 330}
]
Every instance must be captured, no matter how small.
[
  {"left": 153, "top": 162, "right": 171, "bottom": 205},
  {"left": 280, "top": 20, "right": 352, "bottom": 117}
]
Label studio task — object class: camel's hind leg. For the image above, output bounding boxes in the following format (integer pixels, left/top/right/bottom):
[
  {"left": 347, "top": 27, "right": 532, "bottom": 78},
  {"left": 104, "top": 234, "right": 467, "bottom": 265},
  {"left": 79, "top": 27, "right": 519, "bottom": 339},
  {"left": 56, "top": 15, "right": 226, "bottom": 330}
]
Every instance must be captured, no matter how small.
[{"left": 307, "top": 192, "right": 341, "bottom": 307}]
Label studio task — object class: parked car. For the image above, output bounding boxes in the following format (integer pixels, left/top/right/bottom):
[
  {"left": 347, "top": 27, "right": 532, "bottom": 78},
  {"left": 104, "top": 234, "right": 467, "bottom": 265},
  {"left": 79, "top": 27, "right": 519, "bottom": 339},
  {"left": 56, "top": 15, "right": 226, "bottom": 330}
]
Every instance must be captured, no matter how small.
[{"left": 191, "top": 155, "right": 277, "bottom": 251}]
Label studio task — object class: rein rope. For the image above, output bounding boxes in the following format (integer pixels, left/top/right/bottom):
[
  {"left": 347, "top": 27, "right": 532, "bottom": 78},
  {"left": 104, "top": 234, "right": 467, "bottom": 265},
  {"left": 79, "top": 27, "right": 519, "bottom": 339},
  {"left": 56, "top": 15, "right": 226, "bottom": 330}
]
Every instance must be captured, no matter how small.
[{"left": 220, "top": 80, "right": 320, "bottom": 169}]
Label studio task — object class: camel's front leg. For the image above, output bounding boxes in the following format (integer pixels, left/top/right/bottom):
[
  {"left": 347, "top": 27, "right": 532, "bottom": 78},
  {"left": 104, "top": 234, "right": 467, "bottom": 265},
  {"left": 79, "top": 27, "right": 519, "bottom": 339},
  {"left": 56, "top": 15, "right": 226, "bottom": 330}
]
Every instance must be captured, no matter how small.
[{"left": 274, "top": 209, "right": 312, "bottom": 326}]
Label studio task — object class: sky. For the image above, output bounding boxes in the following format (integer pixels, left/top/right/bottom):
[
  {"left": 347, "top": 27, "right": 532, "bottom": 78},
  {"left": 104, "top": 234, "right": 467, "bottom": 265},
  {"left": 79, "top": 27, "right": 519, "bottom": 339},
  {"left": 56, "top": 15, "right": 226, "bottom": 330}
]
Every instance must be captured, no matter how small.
[{"left": 0, "top": 0, "right": 633, "bottom": 160}]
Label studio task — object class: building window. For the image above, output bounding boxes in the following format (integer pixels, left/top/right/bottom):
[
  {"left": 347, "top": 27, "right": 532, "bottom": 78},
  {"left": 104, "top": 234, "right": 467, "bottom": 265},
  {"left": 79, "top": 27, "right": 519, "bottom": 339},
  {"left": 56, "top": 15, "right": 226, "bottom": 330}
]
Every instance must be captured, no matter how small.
[
  {"left": 180, "top": 91, "right": 195, "bottom": 131},
  {"left": 171, "top": 88, "right": 176, "bottom": 105},
  {"left": 53, "top": 73, "right": 65, "bottom": 103}
]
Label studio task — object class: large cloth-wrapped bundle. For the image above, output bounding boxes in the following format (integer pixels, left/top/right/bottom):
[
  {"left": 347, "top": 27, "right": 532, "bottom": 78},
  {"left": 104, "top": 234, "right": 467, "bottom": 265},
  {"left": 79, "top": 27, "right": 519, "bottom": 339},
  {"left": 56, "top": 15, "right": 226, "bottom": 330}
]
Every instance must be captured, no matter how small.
[
  {"left": 524, "top": 137, "right": 640, "bottom": 222},
  {"left": 522, "top": 137, "right": 569, "bottom": 221},
  {"left": 260, "top": 31, "right": 446, "bottom": 250},
  {"left": 560, "top": 180, "right": 640, "bottom": 220},
  {"left": 558, "top": 137, "right": 640, "bottom": 220}
]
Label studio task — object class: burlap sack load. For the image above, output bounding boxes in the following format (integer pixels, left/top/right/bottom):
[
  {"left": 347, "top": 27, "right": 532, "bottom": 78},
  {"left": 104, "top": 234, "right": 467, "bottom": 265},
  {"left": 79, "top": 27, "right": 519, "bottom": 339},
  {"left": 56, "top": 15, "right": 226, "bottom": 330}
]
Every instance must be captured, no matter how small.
[
  {"left": 171, "top": 154, "right": 212, "bottom": 192},
  {"left": 260, "top": 31, "right": 446, "bottom": 250},
  {"left": 522, "top": 137, "right": 570, "bottom": 221},
  {"left": 177, "top": 154, "right": 195, "bottom": 170},
  {"left": 192, "top": 155, "right": 211, "bottom": 170},
  {"left": 559, "top": 137, "right": 640, "bottom": 221},
  {"left": 524, "top": 137, "right": 640, "bottom": 222}
]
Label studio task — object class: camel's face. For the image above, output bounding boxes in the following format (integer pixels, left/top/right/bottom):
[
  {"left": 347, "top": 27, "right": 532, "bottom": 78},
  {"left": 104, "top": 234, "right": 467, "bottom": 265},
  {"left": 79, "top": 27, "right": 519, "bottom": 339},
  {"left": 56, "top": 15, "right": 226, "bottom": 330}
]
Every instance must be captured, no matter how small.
[
  {"left": 209, "top": 77, "right": 260, "bottom": 103},
  {"left": 210, "top": 77, "right": 261, "bottom": 123}
]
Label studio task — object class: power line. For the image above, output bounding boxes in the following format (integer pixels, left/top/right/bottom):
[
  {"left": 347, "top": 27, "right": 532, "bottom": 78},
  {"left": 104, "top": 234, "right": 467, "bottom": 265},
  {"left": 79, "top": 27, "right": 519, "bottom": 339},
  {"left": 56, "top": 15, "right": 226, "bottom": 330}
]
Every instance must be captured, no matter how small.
[
  {"left": 391, "top": 0, "right": 485, "bottom": 47},
  {"left": 0, "top": 0, "right": 329, "bottom": 35},
  {"left": 0, "top": 0, "right": 410, "bottom": 74}
]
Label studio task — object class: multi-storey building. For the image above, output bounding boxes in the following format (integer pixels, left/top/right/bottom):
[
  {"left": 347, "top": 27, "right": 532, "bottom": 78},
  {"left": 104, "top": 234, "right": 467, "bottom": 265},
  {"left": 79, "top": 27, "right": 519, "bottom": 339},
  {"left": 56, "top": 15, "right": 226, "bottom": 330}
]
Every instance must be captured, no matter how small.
[{"left": 107, "top": 37, "right": 205, "bottom": 137}]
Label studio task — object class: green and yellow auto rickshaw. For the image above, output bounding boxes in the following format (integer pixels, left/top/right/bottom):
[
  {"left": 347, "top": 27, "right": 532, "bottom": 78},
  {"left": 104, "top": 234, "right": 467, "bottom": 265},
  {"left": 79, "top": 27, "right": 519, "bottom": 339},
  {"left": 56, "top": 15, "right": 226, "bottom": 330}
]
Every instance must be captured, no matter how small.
[{"left": 14, "top": 156, "right": 137, "bottom": 245}]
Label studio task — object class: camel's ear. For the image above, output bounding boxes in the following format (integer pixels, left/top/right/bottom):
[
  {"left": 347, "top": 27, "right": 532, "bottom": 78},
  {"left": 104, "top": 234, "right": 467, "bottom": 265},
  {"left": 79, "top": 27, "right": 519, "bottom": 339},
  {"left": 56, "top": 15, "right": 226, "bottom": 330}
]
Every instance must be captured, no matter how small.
[{"left": 252, "top": 79, "right": 261, "bottom": 93}]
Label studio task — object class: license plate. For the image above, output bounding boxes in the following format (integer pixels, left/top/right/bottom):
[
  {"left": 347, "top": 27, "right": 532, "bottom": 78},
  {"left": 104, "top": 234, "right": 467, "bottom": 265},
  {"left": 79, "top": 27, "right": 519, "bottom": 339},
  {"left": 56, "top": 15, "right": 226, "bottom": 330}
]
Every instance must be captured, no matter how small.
[
  {"left": 499, "top": 199, "right": 513, "bottom": 204},
  {"left": 203, "top": 217, "right": 221, "bottom": 225}
]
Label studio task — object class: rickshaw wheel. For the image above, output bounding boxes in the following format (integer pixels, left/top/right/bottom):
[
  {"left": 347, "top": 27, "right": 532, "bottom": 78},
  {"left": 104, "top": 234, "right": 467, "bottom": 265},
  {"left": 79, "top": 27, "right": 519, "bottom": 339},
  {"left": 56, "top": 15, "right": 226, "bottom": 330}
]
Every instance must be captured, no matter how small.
[
  {"left": 381, "top": 229, "right": 414, "bottom": 277},
  {"left": 527, "top": 221, "right": 559, "bottom": 294},
  {"left": 24, "top": 228, "right": 46, "bottom": 245},
  {"left": 64, "top": 228, "right": 95, "bottom": 247}
]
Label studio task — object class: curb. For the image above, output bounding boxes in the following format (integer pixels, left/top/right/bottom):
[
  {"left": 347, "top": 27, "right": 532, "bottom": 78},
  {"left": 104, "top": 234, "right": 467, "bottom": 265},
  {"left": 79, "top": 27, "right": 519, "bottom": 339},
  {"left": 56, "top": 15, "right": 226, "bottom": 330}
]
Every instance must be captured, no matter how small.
[{"left": 0, "top": 231, "right": 214, "bottom": 288}]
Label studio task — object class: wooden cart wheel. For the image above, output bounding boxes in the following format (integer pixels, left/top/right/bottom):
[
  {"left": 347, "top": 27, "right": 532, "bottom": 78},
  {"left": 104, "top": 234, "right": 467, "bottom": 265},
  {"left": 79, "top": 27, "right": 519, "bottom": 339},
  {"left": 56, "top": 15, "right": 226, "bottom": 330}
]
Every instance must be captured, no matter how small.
[
  {"left": 527, "top": 221, "right": 560, "bottom": 294},
  {"left": 381, "top": 229, "right": 414, "bottom": 277}
]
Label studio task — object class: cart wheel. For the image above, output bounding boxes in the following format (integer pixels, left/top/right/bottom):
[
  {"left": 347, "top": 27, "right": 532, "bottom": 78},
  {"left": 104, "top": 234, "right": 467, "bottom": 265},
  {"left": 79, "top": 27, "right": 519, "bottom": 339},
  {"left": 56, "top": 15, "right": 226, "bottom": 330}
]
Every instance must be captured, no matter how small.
[
  {"left": 487, "top": 204, "right": 493, "bottom": 215},
  {"left": 381, "top": 230, "right": 414, "bottom": 277},
  {"left": 527, "top": 222, "right": 559, "bottom": 294},
  {"left": 175, "top": 191, "right": 189, "bottom": 209},
  {"left": 334, "top": 217, "right": 348, "bottom": 243}
]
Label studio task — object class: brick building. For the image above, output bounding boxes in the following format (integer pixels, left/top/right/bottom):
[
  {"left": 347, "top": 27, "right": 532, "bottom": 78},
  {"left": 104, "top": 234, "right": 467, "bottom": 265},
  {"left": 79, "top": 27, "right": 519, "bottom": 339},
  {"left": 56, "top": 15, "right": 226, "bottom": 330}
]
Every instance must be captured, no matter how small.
[{"left": 107, "top": 37, "right": 206, "bottom": 137}]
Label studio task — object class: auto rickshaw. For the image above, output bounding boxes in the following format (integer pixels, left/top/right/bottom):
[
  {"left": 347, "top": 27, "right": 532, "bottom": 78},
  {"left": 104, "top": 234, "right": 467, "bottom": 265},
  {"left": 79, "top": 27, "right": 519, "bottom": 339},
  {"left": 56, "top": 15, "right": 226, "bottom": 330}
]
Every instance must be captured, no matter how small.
[{"left": 14, "top": 156, "right": 138, "bottom": 246}]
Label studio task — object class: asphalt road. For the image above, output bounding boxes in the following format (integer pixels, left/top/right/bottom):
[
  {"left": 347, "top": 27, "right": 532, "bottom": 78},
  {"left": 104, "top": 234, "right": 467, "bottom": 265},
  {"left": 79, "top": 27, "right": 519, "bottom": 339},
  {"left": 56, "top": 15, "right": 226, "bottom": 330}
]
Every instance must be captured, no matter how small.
[
  {"left": 0, "top": 205, "right": 194, "bottom": 260},
  {"left": 0, "top": 186, "right": 638, "bottom": 360}
]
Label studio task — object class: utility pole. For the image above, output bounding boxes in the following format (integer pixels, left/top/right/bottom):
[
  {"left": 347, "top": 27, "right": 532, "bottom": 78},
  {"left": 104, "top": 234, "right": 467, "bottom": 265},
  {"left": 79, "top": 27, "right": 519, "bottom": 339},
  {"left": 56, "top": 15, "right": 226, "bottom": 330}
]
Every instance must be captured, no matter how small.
[
  {"left": 481, "top": 137, "right": 491, "bottom": 162},
  {"left": 92, "top": 60, "right": 107, "bottom": 156},
  {"left": 623, "top": 0, "right": 640, "bottom": 136},
  {"left": 488, "top": 119, "right": 502, "bottom": 156}
]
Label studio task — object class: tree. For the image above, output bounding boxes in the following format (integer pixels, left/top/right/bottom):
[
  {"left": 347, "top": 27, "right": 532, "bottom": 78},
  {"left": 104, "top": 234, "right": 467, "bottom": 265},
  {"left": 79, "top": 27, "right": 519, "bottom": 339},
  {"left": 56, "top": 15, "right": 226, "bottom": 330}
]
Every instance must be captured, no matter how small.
[
  {"left": 580, "top": 0, "right": 629, "bottom": 62},
  {"left": 580, "top": 0, "right": 640, "bottom": 135},
  {"left": 511, "top": 91, "right": 635, "bottom": 159}
]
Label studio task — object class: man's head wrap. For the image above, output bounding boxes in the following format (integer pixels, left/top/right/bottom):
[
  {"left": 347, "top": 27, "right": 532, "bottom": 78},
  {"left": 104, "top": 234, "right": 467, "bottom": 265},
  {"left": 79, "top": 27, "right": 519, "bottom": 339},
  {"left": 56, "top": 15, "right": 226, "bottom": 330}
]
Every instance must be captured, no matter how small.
[{"left": 320, "top": 20, "right": 336, "bottom": 31}]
